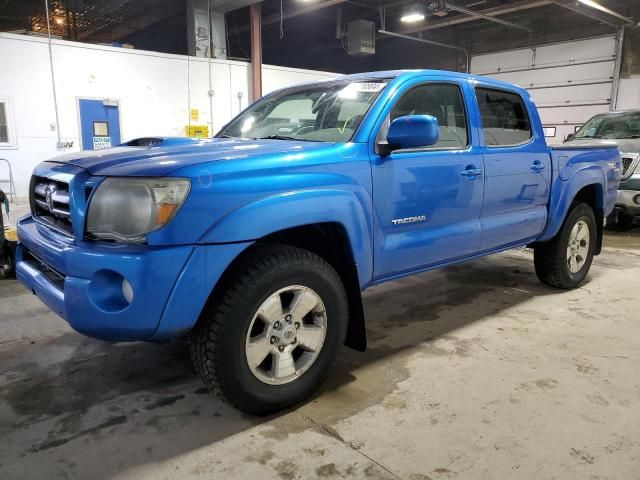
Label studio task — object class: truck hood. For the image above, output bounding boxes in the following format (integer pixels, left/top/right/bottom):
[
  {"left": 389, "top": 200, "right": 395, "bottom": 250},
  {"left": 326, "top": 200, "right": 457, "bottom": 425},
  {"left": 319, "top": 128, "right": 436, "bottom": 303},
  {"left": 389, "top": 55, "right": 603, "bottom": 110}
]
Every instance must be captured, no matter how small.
[
  {"left": 48, "top": 137, "right": 332, "bottom": 176},
  {"left": 564, "top": 138, "right": 640, "bottom": 155}
]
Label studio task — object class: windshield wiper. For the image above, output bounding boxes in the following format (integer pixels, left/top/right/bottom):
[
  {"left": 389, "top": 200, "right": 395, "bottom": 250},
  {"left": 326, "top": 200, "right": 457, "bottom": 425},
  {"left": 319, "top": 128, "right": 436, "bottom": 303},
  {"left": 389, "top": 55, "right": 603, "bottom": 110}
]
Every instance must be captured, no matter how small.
[
  {"left": 255, "top": 135, "right": 320, "bottom": 142},
  {"left": 578, "top": 135, "right": 611, "bottom": 139}
]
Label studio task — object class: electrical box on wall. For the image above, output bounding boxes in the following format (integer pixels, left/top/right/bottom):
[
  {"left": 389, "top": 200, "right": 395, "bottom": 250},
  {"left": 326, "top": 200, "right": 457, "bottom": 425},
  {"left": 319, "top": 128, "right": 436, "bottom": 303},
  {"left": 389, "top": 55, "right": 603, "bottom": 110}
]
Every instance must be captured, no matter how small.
[{"left": 348, "top": 20, "right": 375, "bottom": 56}]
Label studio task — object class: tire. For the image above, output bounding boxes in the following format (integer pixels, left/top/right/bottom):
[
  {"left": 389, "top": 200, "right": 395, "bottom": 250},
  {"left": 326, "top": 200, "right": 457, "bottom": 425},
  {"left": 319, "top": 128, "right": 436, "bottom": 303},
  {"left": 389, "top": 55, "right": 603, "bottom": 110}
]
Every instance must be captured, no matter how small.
[
  {"left": 189, "top": 245, "right": 348, "bottom": 415},
  {"left": 534, "top": 203, "right": 596, "bottom": 289}
]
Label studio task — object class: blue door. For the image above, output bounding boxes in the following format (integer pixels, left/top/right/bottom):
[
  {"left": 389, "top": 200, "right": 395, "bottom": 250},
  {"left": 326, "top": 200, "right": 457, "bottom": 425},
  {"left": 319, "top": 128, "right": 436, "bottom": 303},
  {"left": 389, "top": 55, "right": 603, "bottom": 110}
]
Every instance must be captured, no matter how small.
[
  {"left": 473, "top": 87, "right": 551, "bottom": 250},
  {"left": 371, "top": 81, "right": 484, "bottom": 280},
  {"left": 78, "top": 99, "right": 121, "bottom": 150}
]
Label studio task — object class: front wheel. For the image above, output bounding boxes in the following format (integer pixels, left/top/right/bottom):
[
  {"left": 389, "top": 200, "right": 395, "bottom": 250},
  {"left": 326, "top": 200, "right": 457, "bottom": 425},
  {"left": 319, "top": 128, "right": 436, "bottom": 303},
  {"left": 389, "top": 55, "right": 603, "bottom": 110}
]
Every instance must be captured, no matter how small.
[
  {"left": 189, "top": 245, "right": 348, "bottom": 415},
  {"left": 534, "top": 203, "right": 596, "bottom": 289}
]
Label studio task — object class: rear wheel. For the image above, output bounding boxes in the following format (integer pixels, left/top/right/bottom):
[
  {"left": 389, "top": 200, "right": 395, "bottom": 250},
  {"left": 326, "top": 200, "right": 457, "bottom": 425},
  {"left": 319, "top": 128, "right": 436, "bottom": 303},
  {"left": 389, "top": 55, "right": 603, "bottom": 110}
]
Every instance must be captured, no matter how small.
[
  {"left": 189, "top": 245, "right": 348, "bottom": 415},
  {"left": 534, "top": 203, "right": 596, "bottom": 289}
]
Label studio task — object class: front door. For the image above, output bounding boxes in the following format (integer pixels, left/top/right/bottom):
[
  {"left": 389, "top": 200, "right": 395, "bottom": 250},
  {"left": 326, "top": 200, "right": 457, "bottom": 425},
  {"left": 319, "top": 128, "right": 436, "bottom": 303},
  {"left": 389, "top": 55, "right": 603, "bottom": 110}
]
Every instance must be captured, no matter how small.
[
  {"left": 78, "top": 99, "right": 121, "bottom": 151},
  {"left": 371, "top": 81, "right": 484, "bottom": 280}
]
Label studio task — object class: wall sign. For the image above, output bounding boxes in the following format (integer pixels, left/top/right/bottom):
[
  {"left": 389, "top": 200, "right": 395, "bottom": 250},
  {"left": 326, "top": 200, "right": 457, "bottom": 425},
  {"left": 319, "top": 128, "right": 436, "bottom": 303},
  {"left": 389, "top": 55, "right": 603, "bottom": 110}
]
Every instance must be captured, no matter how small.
[
  {"left": 185, "top": 125, "right": 209, "bottom": 138},
  {"left": 93, "top": 136, "right": 112, "bottom": 149}
]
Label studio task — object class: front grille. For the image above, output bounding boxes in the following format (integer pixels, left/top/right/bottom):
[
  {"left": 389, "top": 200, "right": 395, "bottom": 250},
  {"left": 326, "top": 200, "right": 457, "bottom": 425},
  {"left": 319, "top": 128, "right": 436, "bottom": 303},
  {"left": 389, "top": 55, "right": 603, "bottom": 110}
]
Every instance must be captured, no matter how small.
[
  {"left": 22, "top": 249, "right": 65, "bottom": 290},
  {"left": 620, "top": 154, "right": 639, "bottom": 181},
  {"left": 30, "top": 176, "right": 73, "bottom": 235}
]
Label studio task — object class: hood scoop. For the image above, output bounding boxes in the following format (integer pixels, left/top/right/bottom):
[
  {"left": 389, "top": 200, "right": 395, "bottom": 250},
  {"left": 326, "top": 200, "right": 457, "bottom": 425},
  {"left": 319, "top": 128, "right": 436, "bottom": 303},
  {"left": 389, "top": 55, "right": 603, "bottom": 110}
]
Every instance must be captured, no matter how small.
[{"left": 122, "top": 137, "right": 204, "bottom": 148}]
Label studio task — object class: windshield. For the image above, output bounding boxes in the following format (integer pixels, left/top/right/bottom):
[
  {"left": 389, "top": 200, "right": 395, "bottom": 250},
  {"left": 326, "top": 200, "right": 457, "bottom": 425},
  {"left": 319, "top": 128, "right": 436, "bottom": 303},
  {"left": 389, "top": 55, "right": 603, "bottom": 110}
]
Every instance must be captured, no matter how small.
[
  {"left": 575, "top": 111, "right": 640, "bottom": 140},
  {"left": 217, "top": 79, "right": 390, "bottom": 142}
]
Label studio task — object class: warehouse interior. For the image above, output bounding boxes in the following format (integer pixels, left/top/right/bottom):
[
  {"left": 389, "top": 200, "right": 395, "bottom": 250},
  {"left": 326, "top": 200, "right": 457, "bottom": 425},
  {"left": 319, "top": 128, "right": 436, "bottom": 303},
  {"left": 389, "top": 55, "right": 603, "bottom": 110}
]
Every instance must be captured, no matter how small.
[{"left": 1, "top": 1, "right": 640, "bottom": 479}]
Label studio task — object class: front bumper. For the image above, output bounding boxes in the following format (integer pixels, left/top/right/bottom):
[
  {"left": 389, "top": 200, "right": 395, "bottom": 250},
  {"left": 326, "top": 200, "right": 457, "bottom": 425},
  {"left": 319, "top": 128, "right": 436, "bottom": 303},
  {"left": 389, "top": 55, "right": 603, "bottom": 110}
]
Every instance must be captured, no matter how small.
[
  {"left": 17, "top": 216, "right": 250, "bottom": 342},
  {"left": 614, "top": 173, "right": 640, "bottom": 216}
]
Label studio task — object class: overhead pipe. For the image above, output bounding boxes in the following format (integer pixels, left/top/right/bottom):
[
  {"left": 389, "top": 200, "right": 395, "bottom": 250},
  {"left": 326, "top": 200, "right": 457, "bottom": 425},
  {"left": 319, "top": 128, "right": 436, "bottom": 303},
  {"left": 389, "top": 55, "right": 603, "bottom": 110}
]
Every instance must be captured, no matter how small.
[
  {"left": 444, "top": 1, "right": 533, "bottom": 33},
  {"left": 378, "top": 29, "right": 470, "bottom": 73},
  {"left": 444, "top": 1, "right": 535, "bottom": 53}
]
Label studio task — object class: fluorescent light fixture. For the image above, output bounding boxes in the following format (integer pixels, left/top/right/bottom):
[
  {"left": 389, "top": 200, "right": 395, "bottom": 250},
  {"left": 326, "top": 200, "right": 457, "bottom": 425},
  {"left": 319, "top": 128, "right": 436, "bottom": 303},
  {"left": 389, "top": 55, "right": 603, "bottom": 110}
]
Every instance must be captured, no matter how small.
[
  {"left": 576, "top": 0, "right": 609, "bottom": 14},
  {"left": 401, "top": 12, "right": 426, "bottom": 23},
  {"left": 576, "top": 0, "right": 633, "bottom": 24}
]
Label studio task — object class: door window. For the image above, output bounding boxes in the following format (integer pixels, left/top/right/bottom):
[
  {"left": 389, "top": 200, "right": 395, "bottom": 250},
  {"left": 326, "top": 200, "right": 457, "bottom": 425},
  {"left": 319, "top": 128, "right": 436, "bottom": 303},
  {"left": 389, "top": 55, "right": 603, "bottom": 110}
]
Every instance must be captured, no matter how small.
[
  {"left": 475, "top": 88, "right": 532, "bottom": 146},
  {"left": 379, "top": 83, "right": 469, "bottom": 150},
  {"left": 93, "top": 121, "right": 109, "bottom": 137}
]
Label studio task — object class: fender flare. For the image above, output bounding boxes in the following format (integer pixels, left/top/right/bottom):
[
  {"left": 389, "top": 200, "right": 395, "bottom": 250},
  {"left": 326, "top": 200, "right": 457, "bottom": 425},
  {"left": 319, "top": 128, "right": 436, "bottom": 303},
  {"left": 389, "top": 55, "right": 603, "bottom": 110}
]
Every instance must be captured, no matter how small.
[
  {"left": 539, "top": 165, "right": 605, "bottom": 242},
  {"left": 200, "top": 188, "right": 374, "bottom": 288}
]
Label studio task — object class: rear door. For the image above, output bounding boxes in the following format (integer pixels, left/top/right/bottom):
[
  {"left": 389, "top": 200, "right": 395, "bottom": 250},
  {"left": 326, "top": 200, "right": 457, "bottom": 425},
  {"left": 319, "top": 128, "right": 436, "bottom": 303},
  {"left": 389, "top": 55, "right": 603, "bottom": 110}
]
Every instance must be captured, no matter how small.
[
  {"left": 371, "top": 79, "right": 484, "bottom": 280},
  {"left": 78, "top": 99, "right": 121, "bottom": 151},
  {"left": 473, "top": 86, "right": 551, "bottom": 250}
]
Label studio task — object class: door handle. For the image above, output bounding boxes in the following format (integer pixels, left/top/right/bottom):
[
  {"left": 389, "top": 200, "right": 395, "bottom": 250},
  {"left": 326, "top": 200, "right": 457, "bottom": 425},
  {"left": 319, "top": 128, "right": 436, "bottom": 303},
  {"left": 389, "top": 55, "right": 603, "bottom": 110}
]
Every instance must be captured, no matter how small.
[
  {"left": 461, "top": 167, "right": 483, "bottom": 178},
  {"left": 530, "top": 161, "right": 546, "bottom": 172}
]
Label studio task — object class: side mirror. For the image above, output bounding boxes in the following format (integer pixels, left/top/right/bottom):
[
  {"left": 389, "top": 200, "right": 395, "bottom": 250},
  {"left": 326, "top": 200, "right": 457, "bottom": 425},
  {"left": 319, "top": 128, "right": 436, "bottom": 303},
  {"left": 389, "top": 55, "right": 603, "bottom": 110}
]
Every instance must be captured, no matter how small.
[
  {"left": 564, "top": 133, "right": 575, "bottom": 142},
  {"left": 385, "top": 115, "right": 440, "bottom": 153}
]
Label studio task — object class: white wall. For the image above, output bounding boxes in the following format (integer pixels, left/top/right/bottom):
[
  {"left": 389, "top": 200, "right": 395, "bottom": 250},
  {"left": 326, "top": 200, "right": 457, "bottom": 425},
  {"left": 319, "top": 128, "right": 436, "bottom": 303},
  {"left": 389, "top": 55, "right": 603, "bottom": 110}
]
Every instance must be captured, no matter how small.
[
  {"left": 0, "top": 33, "right": 335, "bottom": 196},
  {"left": 471, "top": 36, "right": 618, "bottom": 144}
]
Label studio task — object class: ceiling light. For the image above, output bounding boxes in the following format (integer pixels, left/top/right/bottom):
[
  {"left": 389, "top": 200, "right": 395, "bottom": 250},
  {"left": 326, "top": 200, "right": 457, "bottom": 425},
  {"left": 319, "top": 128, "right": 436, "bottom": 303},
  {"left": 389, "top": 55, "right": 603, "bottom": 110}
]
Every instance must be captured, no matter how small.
[
  {"left": 401, "top": 12, "right": 426, "bottom": 23},
  {"left": 401, "top": 3, "right": 426, "bottom": 23}
]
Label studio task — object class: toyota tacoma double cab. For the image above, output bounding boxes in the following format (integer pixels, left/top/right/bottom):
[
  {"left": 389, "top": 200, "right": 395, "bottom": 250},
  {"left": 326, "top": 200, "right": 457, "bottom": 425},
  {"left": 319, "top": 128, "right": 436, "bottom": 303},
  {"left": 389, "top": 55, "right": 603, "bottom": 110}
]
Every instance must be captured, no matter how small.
[{"left": 17, "top": 70, "right": 621, "bottom": 415}]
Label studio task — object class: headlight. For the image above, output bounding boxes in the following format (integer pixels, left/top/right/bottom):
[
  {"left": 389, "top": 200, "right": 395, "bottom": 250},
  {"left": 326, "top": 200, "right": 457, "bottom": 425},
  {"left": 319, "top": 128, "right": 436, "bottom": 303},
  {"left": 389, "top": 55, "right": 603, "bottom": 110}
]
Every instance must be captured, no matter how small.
[{"left": 86, "top": 177, "right": 190, "bottom": 242}]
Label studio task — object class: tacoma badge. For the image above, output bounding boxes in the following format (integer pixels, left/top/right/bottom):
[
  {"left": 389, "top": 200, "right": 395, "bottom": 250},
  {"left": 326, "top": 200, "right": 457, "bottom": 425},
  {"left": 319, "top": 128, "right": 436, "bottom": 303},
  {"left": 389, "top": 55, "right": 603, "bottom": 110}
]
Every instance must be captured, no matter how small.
[{"left": 392, "top": 215, "right": 427, "bottom": 225}]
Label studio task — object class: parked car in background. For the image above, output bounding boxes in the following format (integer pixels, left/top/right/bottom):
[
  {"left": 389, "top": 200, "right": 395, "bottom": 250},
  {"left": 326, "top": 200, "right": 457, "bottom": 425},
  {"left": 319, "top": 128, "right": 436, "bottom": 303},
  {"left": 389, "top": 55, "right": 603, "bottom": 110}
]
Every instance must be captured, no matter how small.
[
  {"left": 565, "top": 110, "right": 640, "bottom": 227},
  {"left": 17, "top": 70, "right": 621, "bottom": 415}
]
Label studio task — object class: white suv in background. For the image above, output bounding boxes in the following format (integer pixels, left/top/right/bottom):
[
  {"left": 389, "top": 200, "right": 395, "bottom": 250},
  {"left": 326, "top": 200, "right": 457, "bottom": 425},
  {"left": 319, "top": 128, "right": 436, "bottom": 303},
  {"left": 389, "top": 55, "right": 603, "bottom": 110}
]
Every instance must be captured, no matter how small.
[{"left": 566, "top": 110, "right": 640, "bottom": 227}]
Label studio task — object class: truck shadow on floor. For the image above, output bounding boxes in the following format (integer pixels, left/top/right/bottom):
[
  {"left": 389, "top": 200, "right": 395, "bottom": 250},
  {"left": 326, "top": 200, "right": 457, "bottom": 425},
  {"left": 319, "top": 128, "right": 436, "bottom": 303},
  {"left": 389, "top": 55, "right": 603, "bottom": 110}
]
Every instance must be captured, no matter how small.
[{"left": 0, "top": 250, "right": 586, "bottom": 479}]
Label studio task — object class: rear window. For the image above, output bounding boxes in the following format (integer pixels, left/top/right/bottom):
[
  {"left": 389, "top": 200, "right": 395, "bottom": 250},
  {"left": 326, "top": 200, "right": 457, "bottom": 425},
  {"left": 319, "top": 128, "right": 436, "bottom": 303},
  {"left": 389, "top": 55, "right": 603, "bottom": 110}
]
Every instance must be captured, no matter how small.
[{"left": 475, "top": 88, "right": 532, "bottom": 146}]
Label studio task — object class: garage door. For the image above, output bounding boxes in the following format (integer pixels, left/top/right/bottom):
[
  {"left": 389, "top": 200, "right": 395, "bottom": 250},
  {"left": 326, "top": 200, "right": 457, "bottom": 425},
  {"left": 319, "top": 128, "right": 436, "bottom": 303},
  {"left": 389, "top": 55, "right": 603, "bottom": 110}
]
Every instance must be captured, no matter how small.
[{"left": 471, "top": 36, "right": 618, "bottom": 143}]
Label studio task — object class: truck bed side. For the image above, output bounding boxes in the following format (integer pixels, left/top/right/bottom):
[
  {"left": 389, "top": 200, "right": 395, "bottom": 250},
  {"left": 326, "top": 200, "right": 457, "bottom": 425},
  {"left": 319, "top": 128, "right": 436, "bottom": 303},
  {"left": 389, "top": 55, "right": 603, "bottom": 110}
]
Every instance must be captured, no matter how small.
[{"left": 539, "top": 144, "right": 621, "bottom": 243}]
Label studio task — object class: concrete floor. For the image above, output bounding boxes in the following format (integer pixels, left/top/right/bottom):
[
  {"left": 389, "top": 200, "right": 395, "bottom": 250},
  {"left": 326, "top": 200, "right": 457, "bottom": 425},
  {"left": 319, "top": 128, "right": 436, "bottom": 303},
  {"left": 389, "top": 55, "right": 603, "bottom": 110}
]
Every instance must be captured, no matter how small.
[{"left": 1, "top": 212, "right": 639, "bottom": 479}]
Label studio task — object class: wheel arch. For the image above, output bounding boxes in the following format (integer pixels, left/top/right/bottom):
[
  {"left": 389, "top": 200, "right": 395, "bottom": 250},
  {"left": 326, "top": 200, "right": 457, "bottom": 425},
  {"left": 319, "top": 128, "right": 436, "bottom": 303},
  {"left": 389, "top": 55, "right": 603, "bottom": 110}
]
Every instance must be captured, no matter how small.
[
  {"left": 194, "top": 222, "right": 368, "bottom": 352},
  {"left": 540, "top": 167, "right": 605, "bottom": 254}
]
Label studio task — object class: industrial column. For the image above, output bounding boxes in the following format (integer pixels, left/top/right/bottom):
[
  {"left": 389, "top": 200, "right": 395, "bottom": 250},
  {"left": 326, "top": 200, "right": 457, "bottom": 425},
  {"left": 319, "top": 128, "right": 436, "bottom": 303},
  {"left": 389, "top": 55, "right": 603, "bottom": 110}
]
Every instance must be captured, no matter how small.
[{"left": 250, "top": 2, "right": 262, "bottom": 101}]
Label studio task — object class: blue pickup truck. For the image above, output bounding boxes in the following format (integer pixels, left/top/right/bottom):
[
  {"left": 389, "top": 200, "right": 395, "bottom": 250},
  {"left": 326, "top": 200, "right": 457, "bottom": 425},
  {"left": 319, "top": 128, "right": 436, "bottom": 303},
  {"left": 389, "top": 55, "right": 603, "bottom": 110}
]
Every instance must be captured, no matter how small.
[{"left": 17, "top": 70, "right": 621, "bottom": 414}]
